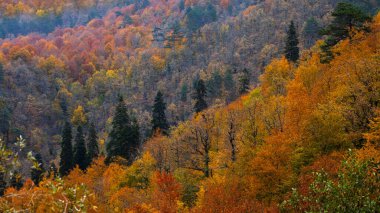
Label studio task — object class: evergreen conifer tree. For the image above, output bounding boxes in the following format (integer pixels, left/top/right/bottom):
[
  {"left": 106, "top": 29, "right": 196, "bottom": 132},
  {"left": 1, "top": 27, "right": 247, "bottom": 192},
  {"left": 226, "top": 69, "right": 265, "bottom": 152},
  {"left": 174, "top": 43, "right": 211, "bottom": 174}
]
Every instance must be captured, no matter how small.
[
  {"left": 87, "top": 122, "right": 99, "bottom": 164},
  {"left": 193, "top": 79, "right": 208, "bottom": 113},
  {"left": 74, "top": 125, "right": 87, "bottom": 170},
  {"left": 238, "top": 68, "right": 250, "bottom": 95},
  {"left": 151, "top": 91, "right": 169, "bottom": 135},
  {"left": 285, "top": 21, "right": 300, "bottom": 63},
  {"left": 106, "top": 96, "right": 140, "bottom": 164},
  {"left": 320, "top": 3, "right": 371, "bottom": 63},
  {"left": 59, "top": 121, "right": 73, "bottom": 176}
]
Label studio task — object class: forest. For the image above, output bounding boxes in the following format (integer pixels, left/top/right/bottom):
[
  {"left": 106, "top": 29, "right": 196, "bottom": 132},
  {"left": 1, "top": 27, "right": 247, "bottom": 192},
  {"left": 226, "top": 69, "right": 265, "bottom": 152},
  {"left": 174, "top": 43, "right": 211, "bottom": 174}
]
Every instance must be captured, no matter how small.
[{"left": 0, "top": 0, "right": 380, "bottom": 212}]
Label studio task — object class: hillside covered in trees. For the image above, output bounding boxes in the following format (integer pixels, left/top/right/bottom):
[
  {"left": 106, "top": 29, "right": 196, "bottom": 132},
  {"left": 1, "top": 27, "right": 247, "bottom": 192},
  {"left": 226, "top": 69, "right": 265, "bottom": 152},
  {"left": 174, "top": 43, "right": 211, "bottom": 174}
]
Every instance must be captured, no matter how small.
[{"left": 0, "top": 0, "right": 380, "bottom": 212}]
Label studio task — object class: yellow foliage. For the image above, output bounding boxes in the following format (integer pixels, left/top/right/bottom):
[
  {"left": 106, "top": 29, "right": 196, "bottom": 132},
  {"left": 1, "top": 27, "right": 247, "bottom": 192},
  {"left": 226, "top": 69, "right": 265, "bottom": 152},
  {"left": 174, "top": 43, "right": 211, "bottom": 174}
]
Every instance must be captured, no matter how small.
[{"left": 71, "top": 105, "right": 87, "bottom": 126}]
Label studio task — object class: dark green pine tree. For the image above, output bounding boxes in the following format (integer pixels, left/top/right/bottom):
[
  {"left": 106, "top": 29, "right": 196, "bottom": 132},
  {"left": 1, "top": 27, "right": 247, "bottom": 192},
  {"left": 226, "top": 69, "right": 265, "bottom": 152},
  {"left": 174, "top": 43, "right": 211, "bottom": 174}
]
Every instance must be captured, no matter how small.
[
  {"left": 151, "top": 91, "right": 169, "bottom": 135},
  {"left": 31, "top": 153, "right": 45, "bottom": 186},
  {"left": 74, "top": 126, "right": 87, "bottom": 170},
  {"left": 193, "top": 79, "right": 208, "bottom": 113},
  {"left": 0, "top": 172, "right": 5, "bottom": 196},
  {"left": 320, "top": 3, "right": 371, "bottom": 63},
  {"left": 106, "top": 96, "right": 140, "bottom": 164},
  {"left": 59, "top": 121, "right": 73, "bottom": 176},
  {"left": 87, "top": 122, "right": 99, "bottom": 165},
  {"left": 285, "top": 21, "right": 300, "bottom": 63},
  {"left": 238, "top": 68, "right": 250, "bottom": 95},
  {"left": 224, "top": 69, "right": 236, "bottom": 103}
]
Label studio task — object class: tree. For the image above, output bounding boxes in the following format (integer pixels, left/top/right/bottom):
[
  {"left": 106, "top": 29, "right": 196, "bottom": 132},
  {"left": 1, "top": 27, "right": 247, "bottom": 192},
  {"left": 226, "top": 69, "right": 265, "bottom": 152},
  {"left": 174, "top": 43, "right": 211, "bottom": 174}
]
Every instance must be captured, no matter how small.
[
  {"left": 59, "top": 121, "right": 74, "bottom": 176},
  {"left": 285, "top": 21, "right": 300, "bottom": 63},
  {"left": 106, "top": 96, "right": 140, "bottom": 164},
  {"left": 87, "top": 122, "right": 99, "bottom": 164},
  {"left": 74, "top": 126, "right": 87, "bottom": 170},
  {"left": 224, "top": 69, "right": 236, "bottom": 102},
  {"left": 238, "top": 68, "right": 250, "bottom": 95},
  {"left": 193, "top": 79, "right": 208, "bottom": 113},
  {"left": 31, "top": 153, "right": 45, "bottom": 186},
  {"left": 0, "top": 63, "right": 4, "bottom": 86},
  {"left": 320, "top": 3, "right": 371, "bottom": 63},
  {"left": 0, "top": 98, "right": 10, "bottom": 142},
  {"left": 180, "top": 84, "right": 188, "bottom": 102},
  {"left": 207, "top": 71, "right": 222, "bottom": 98},
  {"left": 303, "top": 17, "right": 320, "bottom": 48},
  {"left": 282, "top": 154, "right": 380, "bottom": 212},
  {"left": 151, "top": 91, "right": 169, "bottom": 135}
]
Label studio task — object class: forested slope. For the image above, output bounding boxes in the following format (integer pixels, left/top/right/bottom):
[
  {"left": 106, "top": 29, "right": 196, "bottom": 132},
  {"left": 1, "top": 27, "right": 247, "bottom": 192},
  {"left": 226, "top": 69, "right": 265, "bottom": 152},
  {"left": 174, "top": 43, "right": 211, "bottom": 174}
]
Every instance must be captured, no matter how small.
[
  {"left": 1, "top": 7, "right": 379, "bottom": 212},
  {"left": 2, "top": 0, "right": 374, "bottom": 168}
]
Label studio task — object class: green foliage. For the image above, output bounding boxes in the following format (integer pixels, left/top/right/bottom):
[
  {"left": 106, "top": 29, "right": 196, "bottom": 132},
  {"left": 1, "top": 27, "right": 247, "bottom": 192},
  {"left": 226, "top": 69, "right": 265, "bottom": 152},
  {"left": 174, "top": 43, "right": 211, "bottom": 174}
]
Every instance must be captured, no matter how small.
[
  {"left": 180, "top": 83, "right": 188, "bottom": 102},
  {"left": 74, "top": 126, "right": 87, "bottom": 170},
  {"left": 303, "top": 17, "right": 320, "bottom": 48},
  {"left": 207, "top": 71, "right": 223, "bottom": 98},
  {"left": 238, "top": 68, "right": 250, "bottom": 95},
  {"left": 320, "top": 2, "right": 371, "bottom": 63},
  {"left": 193, "top": 79, "right": 208, "bottom": 113},
  {"left": 185, "top": 4, "right": 217, "bottom": 32},
  {"left": 151, "top": 91, "right": 169, "bottom": 135},
  {"left": 87, "top": 122, "right": 99, "bottom": 164},
  {"left": 281, "top": 152, "right": 380, "bottom": 212},
  {"left": 285, "top": 21, "right": 300, "bottom": 63},
  {"left": 0, "top": 98, "right": 11, "bottom": 140},
  {"left": 106, "top": 96, "right": 140, "bottom": 164},
  {"left": 59, "top": 122, "right": 74, "bottom": 176}
]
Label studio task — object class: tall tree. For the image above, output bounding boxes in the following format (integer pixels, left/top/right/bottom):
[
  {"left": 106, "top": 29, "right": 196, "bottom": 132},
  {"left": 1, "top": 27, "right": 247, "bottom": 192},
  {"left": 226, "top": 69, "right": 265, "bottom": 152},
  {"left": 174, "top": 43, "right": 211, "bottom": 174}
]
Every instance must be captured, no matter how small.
[
  {"left": 151, "top": 91, "right": 169, "bottom": 135},
  {"left": 285, "top": 21, "right": 300, "bottom": 63},
  {"left": 238, "top": 68, "right": 250, "bottom": 95},
  {"left": 74, "top": 126, "right": 87, "bottom": 170},
  {"left": 320, "top": 3, "right": 371, "bottom": 63},
  {"left": 0, "top": 98, "right": 10, "bottom": 142},
  {"left": 106, "top": 96, "right": 140, "bottom": 164},
  {"left": 31, "top": 153, "right": 45, "bottom": 186},
  {"left": 87, "top": 122, "right": 99, "bottom": 164},
  {"left": 59, "top": 121, "right": 73, "bottom": 176},
  {"left": 193, "top": 79, "right": 208, "bottom": 113},
  {"left": 224, "top": 69, "right": 236, "bottom": 103},
  {"left": 303, "top": 17, "right": 320, "bottom": 48}
]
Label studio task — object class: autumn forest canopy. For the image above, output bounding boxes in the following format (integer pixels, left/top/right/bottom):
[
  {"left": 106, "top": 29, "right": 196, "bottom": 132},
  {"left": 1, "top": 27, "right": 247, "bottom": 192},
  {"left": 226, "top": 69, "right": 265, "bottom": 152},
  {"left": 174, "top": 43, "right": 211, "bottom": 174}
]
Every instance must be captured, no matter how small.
[{"left": 0, "top": 0, "right": 380, "bottom": 212}]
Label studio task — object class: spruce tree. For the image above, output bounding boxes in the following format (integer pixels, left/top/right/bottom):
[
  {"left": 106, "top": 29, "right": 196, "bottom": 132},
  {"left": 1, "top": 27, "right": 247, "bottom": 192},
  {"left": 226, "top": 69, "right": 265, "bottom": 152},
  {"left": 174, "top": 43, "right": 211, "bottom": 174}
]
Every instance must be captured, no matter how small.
[
  {"left": 285, "top": 21, "right": 300, "bottom": 63},
  {"left": 87, "top": 122, "right": 99, "bottom": 165},
  {"left": 59, "top": 121, "right": 73, "bottom": 176},
  {"left": 238, "top": 68, "right": 250, "bottom": 95},
  {"left": 224, "top": 69, "right": 236, "bottom": 102},
  {"left": 193, "top": 79, "right": 208, "bottom": 113},
  {"left": 74, "top": 125, "right": 87, "bottom": 170},
  {"left": 31, "top": 153, "right": 45, "bottom": 186},
  {"left": 106, "top": 96, "right": 140, "bottom": 164},
  {"left": 320, "top": 3, "right": 371, "bottom": 63},
  {"left": 151, "top": 91, "right": 169, "bottom": 135}
]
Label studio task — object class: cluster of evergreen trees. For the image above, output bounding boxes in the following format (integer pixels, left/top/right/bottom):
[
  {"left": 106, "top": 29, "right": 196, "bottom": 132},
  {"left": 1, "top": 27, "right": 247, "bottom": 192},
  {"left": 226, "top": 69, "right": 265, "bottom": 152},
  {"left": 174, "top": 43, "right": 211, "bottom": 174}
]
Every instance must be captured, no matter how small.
[
  {"left": 59, "top": 122, "right": 99, "bottom": 176},
  {"left": 58, "top": 2, "right": 372, "bottom": 175}
]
